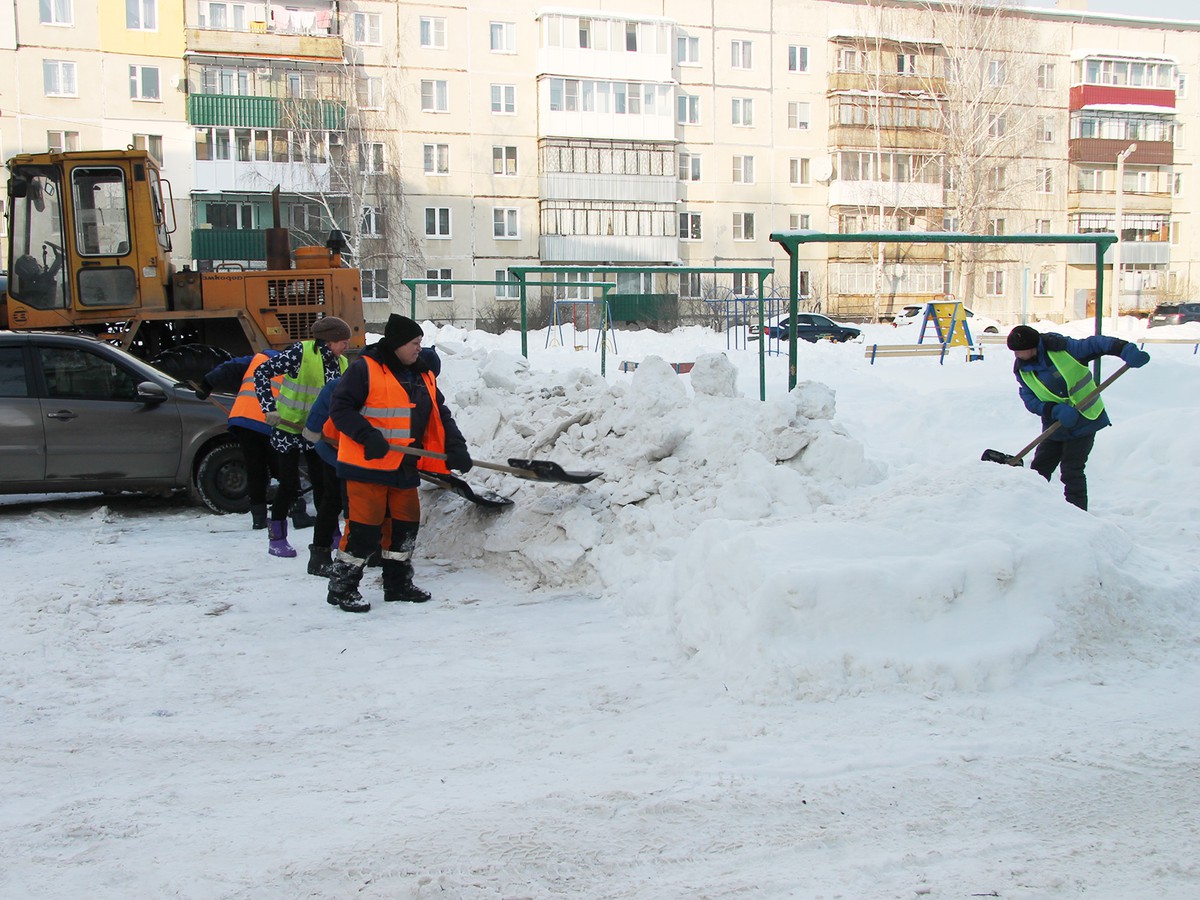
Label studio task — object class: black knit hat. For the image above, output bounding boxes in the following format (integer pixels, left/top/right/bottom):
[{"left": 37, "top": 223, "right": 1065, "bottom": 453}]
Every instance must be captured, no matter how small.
[
  {"left": 1006, "top": 325, "right": 1041, "bottom": 351},
  {"left": 311, "top": 315, "right": 352, "bottom": 342},
  {"left": 382, "top": 314, "right": 424, "bottom": 350}
]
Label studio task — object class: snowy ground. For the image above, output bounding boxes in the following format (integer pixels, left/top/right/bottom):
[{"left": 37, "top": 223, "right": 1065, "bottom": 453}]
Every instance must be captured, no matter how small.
[{"left": 2, "top": 318, "right": 1198, "bottom": 898}]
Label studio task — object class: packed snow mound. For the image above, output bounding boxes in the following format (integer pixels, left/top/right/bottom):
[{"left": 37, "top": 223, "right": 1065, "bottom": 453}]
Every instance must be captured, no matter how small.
[{"left": 420, "top": 333, "right": 1183, "bottom": 699}]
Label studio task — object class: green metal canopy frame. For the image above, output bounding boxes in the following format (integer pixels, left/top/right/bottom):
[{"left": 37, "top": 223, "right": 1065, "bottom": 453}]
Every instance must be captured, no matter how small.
[{"left": 769, "top": 230, "right": 1119, "bottom": 390}]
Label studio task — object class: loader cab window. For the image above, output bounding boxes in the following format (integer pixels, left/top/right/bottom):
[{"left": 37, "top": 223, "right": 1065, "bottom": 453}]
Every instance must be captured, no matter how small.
[
  {"left": 7, "top": 168, "right": 69, "bottom": 311},
  {"left": 72, "top": 167, "right": 131, "bottom": 257}
]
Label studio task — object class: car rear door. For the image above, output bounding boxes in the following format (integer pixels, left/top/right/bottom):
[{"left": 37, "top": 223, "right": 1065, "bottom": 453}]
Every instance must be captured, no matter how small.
[
  {"left": 35, "top": 343, "right": 183, "bottom": 483},
  {"left": 0, "top": 344, "right": 46, "bottom": 483}
]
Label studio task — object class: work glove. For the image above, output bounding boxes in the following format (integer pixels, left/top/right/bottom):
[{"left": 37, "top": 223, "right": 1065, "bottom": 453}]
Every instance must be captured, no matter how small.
[
  {"left": 361, "top": 429, "right": 390, "bottom": 460},
  {"left": 444, "top": 445, "right": 473, "bottom": 473},
  {"left": 1050, "top": 403, "right": 1081, "bottom": 428},
  {"left": 193, "top": 378, "right": 212, "bottom": 401},
  {"left": 264, "top": 410, "right": 282, "bottom": 427},
  {"left": 1119, "top": 344, "right": 1151, "bottom": 368}
]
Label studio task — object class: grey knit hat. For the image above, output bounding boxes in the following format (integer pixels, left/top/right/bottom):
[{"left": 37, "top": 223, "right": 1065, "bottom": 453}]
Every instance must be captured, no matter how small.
[{"left": 311, "top": 316, "right": 352, "bottom": 342}]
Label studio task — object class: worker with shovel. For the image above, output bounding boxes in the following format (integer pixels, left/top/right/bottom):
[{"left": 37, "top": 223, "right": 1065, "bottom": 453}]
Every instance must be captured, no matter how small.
[
  {"left": 326, "top": 314, "right": 472, "bottom": 613},
  {"left": 1002, "top": 325, "right": 1149, "bottom": 510}
]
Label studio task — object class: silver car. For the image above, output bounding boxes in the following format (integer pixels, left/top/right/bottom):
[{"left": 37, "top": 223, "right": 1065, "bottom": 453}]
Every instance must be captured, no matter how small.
[{"left": 0, "top": 331, "right": 246, "bottom": 512}]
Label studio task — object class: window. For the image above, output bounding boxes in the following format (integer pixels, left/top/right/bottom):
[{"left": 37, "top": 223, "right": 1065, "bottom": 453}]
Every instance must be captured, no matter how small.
[
  {"left": 362, "top": 269, "right": 389, "bottom": 302},
  {"left": 360, "top": 206, "right": 383, "bottom": 237},
  {"left": 789, "top": 213, "right": 811, "bottom": 230},
  {"left": 126, "top": 0, "right": 156, "bottom": 30},
  {"left": 358, "top": 77, "right": 384, "bottom": 109},
  {"left": 128, "top": 65, "right": 161, "bottom": 101},
  {"left": 988, "top": 166, "right": 1007, "bottom": 191},
  {"left": 679, "top": 212, "right": 701, "bottom": 240},
  {"left": 1035, "top": 218, "right": 1052, "bottom": 234},
  {"left": 491, "top": 84, "right": 516, "bottom": 114},
  {"left": 1037, "top": 63, "right": 1055, "bottom": 90},
  {"left": 790, "top": 158, "right": 810, "bottom": 185},
  {"left": 677, "top": 94, "right": 700, "bottom": 125},
  {"left": 198, "top": 1, "right": 248, "bottom": 30},
  {"left": 426, "top": 268, "right": 452, "bottom": 299},
  {"left": 988, "top": 59, "right": 1006, "bottom": 86},
  {"left": 490, "top": 21, "right": 515, "bottom": 53},
  {"left": 420, "top": 16, "right": 446, "bottom": 48},
  {"left": 788, "top": 102, "right": 810, "bottom": 130},
  {"left": 1177, "top": 73, "right": 1187, "bottom": 98},
  {"left": 897, "top": 53, "right": 917, "bottom": 75},
  {"left": 493, "top": 145, "right": 517, "bottom": 176},
  {"left": 1077, "top": 169, "right": 1101, "bottom": 192},
  {"left": 1036, "top": 168, "right": 1053, "bottom": 194},
  {"left": 493, "top": 207, "right": 519, "bottom": 239},
  {"left": 425, "top": 207, "right": 451, "bottom": 238},
  {"left": 733, "top": 212, "right": 755, "bottom": 241},
  {"left": 987, "top": 218, "right": 1006, "bottom": 236},
  {"left": 838, "top": 48, "right": 860, "bottom": 72},
  {"left": 495, "top": 269, "right": 519, "bottom": 300},
  {"left": 625, "top": 22, "right": 638, "bottom": 52},
  {"left": 678, "top": 152, "right": 701, "bottom": 181},
  {"left": 731, "top": 40, "right": 752, "bottom": 69},
  {"left": 421, "top": 80, "right": 449, "bottom": 112},
  {"left": 578, "top": 17, "right": 591, "bottom": 49},
  {"left": 1171, "top": 222, "right": 1181, "bottom": 245},
  {"left": 1174, "top": 172, "right": 1183, "bottom": 197},
  {"left": 41, "top": 0, "right": 72, "bottom": 25},
  {"left": 678, "top": 34, "right": 699, "bottom": 65},
  {"left": 789, "top": 45, "right": 809, "bottom": 73},
  {"left": 132, "top": 133, "right": 162, "bottom": 164},
  {"left": 732, "top": 97, "right": 754, "bottom": 126},
  {"left": 353, "top": 12, "right": 381, "bottom": 44},
  {"left": 988, "top": 114, "right": 1006, "bottom": 137},
  {"left": 680, "top": 272, "right": 702, "bottom": 299},
  {"left": 986, "top": 269, "right": 1005, "bottom": 296},
  {"left": 43, "top": 60, "right": 77, "bottom": 97},
  {"left": 1038, "top": 116, "right": 1054, "bottom": 143},
  {"left": 1034, "top": 270, "right": 1052, "bottom": 296},
  {"left": 423, "top": 143, "right": 449, "bottom": 175},
  {"left": 47, "top": 130, "right": 79, "bottom": 152},
  {"left": 733, "top": 155, "right": 755, "bottom": 184},
  {"left": 358, "top": 143, "right": 384, "bottom": 174}
]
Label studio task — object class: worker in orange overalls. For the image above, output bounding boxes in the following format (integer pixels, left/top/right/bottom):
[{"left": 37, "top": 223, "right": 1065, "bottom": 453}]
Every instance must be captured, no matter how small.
[{"left": 326, "top": 315, "right": 471, "bottom": 612}]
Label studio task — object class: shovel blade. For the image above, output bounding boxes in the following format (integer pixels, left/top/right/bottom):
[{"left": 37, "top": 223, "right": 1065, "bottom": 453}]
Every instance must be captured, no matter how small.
[
  {"left": 981, "top": 448, "right": 1024, "bottom": 467},
  {"left": 420, "top": 472, "right": 513, "bottom": 509},
  {"left": 506, "top": 458, "right": 601, "bottom": 484}
]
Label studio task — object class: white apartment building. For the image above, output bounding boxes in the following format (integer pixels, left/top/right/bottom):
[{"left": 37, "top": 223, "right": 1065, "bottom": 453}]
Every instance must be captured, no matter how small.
[{"left": 1, "top": 1, "right": 1197, "bottom": 328}]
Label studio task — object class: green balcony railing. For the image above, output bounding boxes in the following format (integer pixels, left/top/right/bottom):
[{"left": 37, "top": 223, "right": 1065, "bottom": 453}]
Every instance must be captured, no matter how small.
[
  {"left": 189, "top": 94, "right": 346, "bottom": 130},
  {"left": 192, "top": 228, "right": 268, "bottom": 261}
]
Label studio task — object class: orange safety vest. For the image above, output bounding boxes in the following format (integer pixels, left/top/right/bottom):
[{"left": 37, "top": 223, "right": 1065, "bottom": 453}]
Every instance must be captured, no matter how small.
[
  {"left": 229, "top": 352, "right": 282, "bottom": 425},
  {"left": 335, "top": 357, "right": 449, "bottom": 474}
]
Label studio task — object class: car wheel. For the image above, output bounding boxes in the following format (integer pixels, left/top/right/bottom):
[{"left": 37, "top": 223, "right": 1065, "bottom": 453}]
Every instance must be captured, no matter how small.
[
  {"left": 150, "top": 344, "right": 232, "bottom": 385},
  {"left": 194, "top": 441, "right": 250, "bottom": 514}
]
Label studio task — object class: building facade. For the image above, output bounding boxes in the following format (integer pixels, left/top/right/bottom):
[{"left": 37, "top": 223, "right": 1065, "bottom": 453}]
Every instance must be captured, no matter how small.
[{"left": 1, "top": 0, "right": 1197, "bottom": 328}]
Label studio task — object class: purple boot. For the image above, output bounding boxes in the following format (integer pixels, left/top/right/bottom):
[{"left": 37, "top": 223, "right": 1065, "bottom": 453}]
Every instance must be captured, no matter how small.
[{"left": 267, "top": 519, "right": 297, "bottom": 558}]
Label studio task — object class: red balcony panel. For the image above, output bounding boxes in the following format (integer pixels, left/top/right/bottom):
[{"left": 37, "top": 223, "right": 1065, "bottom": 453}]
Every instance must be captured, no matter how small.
[
  {"left": 1068, "top": 138, "right": 1174, "bottom": 166},
  {"left": 1069, "top": 84, "right": 1175, "bottom": 110}
]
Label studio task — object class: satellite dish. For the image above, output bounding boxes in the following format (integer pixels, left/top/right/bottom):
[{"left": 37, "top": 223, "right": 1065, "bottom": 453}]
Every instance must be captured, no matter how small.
[{"left": 812, "top": 155, "right": 835, "bottom": 183}]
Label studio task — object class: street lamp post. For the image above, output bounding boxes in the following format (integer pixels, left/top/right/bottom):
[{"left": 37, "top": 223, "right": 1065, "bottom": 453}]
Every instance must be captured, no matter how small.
[{"left": 1111, "top": 142, "right": 1137, "bottom": 333}]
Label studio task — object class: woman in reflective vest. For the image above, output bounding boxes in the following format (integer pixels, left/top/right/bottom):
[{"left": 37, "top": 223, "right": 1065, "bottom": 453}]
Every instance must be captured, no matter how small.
[
  {"left": 1006, "top": 325, "right": 1149, "bottom": 510},
  {"left": 326, "top": 315, "right": 471, "bottom": 613}
]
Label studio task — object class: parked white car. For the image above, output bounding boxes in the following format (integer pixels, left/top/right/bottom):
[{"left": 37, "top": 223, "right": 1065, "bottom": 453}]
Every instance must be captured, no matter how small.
[{"left": 891, "top": 304, "right": 1003, "bottom": 335}]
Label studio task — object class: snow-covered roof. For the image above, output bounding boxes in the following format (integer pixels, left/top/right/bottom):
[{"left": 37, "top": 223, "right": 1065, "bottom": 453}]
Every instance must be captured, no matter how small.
[
  {"left": 828, "top": 29, "right": 943, "bottom": 46},
  {"left": 1070, "top": 50, "right": 1178, "bottom": 63},
  {"left": 1080, "top": 103, "right": 1178, "bottom": 115}
]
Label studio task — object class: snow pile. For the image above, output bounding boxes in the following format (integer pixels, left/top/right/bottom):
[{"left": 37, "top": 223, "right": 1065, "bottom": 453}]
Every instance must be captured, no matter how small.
[{"left": 416, "top": 332, "right": 1184, "bottom": 699}]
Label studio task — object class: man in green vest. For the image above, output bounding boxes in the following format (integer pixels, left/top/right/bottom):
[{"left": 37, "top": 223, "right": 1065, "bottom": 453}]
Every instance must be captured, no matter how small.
[{"left": 1006, "top": 325, "right": 1149, "bottom": 510}]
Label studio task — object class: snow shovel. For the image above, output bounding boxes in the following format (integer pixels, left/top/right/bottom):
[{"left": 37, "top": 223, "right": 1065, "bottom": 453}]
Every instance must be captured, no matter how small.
[
  {"left": 981, "top": 363, "right": 1130, "bottom": 467},
  {"left": 419, "top": 471, "right": 513, "bottom": 509},
  {"left": 395, "top": 445, "right": 601, "bottom": 484}
]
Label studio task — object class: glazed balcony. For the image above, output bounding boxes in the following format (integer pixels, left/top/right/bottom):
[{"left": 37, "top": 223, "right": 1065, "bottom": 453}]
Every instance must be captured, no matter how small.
[{"left": 1068, "top": 138, "right": 1173, "bottom": 167}]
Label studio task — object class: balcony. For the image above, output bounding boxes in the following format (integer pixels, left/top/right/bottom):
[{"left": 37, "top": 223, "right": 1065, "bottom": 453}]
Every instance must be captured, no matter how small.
[
  {"left": 192, "top": 228, "right": 268, "bottom": 261},
  {"left": 540, "top": 234, "right": 678, "bottom": 263},
  {"left": 1066, "top": 241, "right": 1170, "bottom": 266},
  {"left": 828, "top": 125, "right": 941, "bottom": 151},
  {"left": 828, "top": 180, "right": 942, "bottom": 210},
  {"left": 189, "top": 95, "right": 346, "bottom": 130},
  {"left": 185, "top": 27, "right": 342, "bottom": 62},
  {"left": 827, "top": 71, "right": 944, "bottom": 96},
  {"left": 540, "top": 172, "right": 676, "bottom": 203},
  {"left": 1069, "top": 84, "right": 1175, "bottom": 111},
  {"left": 827, "top": 240, "right": 947, "bottom": 263},
  {"left": 1068, "top": 138, "right": 1173, "bottom": 167}
]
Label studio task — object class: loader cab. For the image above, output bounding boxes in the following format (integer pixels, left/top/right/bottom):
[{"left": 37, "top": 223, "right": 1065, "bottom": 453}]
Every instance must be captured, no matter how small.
[{"left": 5, "top": 150, "right": 173, "bottom": 326}]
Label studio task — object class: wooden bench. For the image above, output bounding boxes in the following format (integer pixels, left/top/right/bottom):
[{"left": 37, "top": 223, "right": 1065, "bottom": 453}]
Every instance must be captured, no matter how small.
[
  {"left": 974, "top": 333, "right": 1009, "bottom": 345},
  {"left": 864, "top": 343, "right": 983, "bottom": 365}
]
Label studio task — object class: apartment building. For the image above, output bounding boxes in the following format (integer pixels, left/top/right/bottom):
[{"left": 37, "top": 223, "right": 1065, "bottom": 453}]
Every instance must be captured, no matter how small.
[{"left": 1, "top": 1, "right": 1197, "bottom": 328}]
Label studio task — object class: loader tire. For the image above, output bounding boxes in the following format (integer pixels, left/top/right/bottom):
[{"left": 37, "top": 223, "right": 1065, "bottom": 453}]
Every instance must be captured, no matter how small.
[{"left": 150, "top": 344, "right": 232, "bottom": 384}]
